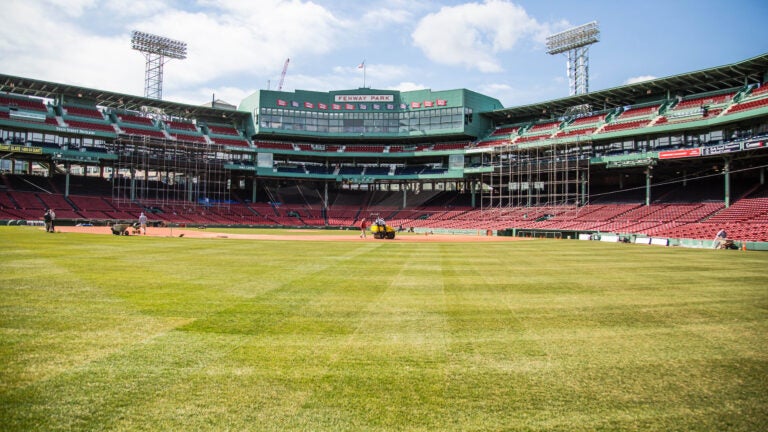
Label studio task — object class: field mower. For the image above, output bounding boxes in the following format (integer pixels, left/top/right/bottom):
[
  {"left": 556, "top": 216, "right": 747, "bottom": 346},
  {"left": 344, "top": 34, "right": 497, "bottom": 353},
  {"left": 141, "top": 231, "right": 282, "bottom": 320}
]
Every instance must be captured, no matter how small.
[
  {"left": 111, "top": 223, "right": 140, "bottom": 236},
  {"left": 370, "top": 216, "right": 396, "bottom": 239}
]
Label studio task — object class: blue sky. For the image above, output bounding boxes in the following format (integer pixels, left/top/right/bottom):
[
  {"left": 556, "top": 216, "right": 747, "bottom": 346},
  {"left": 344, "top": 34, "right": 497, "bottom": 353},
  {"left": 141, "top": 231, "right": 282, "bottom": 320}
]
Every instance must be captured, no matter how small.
[{"left": 1, "top": 0, "right": 766, "bottom": 108}]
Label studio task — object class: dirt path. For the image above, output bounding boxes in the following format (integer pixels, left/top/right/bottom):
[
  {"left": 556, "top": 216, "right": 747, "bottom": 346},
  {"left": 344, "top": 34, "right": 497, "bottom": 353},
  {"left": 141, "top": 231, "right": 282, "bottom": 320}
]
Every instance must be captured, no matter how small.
[{"left": 52, "top": 225, "right": 528, "bottom": 243}]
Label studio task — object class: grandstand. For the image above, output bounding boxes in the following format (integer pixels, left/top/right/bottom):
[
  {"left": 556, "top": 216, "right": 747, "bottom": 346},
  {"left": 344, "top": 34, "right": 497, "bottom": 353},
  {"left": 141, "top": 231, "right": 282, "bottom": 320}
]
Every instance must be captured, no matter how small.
[{"left": 1, "top": 53, "right": 768, "bottom": 246}]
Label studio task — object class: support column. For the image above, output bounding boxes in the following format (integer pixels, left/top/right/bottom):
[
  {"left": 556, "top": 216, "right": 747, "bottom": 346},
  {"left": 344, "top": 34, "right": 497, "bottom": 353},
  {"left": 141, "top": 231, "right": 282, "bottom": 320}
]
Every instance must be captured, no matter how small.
[
  {"left": 723, "top": 158, "right": 731, "bottom": 208},
  {"left": 471, "top": 179, "right": 477, "bottom": 208},
  {"left": 130, "top": 168, "right": 136, "bottom": 202},
  {"left": 323, "top": 182, "right": 328, "bottom": 219},
  {"left": 145, "top": 167, "right": 150, "bottom": 200},
  {"left": 645, "top": 165, "right": 652, "bottom": 206},
  {"left": 323, "top": 182, "right": 328, "bottom": 210},
  {"left": 252, "top": 177, "right": 258, "bottom": 203},
  {"left": 188, "top": 174, "right": 195, "bottom": 203},
  {"left": 64, "top": 163, "right": 71, "bottom": 198},
  {"left": 580, "top": 171, "right": 588, "bottom": 206}
]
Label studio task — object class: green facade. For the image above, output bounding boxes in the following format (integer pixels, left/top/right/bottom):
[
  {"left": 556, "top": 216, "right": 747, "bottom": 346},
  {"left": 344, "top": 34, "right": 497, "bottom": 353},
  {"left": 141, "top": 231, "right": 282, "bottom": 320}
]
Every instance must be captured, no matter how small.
[{"left": 238, "top": 88, "right": 502, "bottom": 140}]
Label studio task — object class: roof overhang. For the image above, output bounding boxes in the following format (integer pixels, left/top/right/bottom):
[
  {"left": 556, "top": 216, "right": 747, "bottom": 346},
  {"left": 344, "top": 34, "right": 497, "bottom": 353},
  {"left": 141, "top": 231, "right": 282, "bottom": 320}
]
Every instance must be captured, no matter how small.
[
  {"left": 0, "top": 73, "right": 251, "bottom": 123},
  {"left": 483, "top": 52, "right": 768, "bottom": 123}
]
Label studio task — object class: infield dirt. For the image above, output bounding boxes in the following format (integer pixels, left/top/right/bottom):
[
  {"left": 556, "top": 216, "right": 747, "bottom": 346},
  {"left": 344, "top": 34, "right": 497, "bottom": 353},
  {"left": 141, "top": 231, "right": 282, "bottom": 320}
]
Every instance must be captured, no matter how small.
[{"left": 52, "top": 225, "right": 530, "bottom": 242}]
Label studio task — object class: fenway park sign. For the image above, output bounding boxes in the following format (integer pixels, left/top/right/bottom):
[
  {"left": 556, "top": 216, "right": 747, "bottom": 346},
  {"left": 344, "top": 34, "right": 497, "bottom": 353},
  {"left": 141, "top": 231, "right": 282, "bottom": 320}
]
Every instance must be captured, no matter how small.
[{"left": 334, "top": 94, "right": 394, "bottom": 103}]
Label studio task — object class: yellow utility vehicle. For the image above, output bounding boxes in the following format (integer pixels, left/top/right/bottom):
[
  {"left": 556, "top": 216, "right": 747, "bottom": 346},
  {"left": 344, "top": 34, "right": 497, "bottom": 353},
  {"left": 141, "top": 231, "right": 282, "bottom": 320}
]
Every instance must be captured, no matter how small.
[{"left": 370, "top": 215, "right": 396, "bottom": 239}]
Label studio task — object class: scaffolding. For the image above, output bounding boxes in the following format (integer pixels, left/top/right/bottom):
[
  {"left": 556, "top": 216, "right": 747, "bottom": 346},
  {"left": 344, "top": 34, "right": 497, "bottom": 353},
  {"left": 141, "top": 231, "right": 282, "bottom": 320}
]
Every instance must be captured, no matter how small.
[
  {"left": 480, "top": 141, "right": 589, "bottom": 209},
  {"left": 107, "top": 135, "right": 231, "bottom": 210}
]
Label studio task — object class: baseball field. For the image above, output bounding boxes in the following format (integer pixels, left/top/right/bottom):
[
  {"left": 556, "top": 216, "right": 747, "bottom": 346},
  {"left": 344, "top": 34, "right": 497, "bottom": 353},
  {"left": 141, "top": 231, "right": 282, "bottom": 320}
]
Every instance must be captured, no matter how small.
[{"left": 1, "top": 225, "right": 766, "bottom": 431}]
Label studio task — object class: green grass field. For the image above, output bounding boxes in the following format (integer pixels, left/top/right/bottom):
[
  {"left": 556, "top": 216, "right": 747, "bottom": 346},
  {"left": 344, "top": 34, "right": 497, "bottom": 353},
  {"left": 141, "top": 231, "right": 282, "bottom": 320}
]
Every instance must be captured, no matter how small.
[{"left": 1, "top": 226, "right": 766, "bottom": 431}]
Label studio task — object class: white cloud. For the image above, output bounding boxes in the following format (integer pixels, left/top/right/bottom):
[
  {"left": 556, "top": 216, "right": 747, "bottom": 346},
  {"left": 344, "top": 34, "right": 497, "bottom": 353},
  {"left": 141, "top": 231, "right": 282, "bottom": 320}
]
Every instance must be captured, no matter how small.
[
  {"left": 287, "top": 72, "right": 352, "bottom": 93},
  {"left": 0, "top": 1, "right": 143, "bottom": 93},
  {"left": 131, "top": 1, "right": 344, "bottom": 86},
  {"left": 388, "top": 81, "right": 428, "bottom": 92},
  {"left": 0, "top": 0, "right": 351, "bottom": 102},
  {"left": 325, "top": 63, "right": 415, "bottom": 91},
  {"left": 411, "top": 0, "right": 548, "bottom": 73},
  {"left": 43, "top": 0, "right": 98, "bottom": 18},
  {"left": 172, "top": 85, "right": 256, "bottom": 108},
  {"left": 284, "top": 63, "right": 412, "bottom": 93},
  {"left": 475, "top": 80, "right": 569, "bottom": 107},
  {"left": 362, "top": 7, "right": 412, "bottom": 28},
  {"left": 625, "top": 75, "right": 657, "bottom": 85},
  {"left": 478, "top": 82, "right": 512, "bottom": 94},
  {"left": 0, "top": 0, "right": 572, "bottom": 106},
  {"left": 102, "top": 0, "right": 168, "bottom": 19}
]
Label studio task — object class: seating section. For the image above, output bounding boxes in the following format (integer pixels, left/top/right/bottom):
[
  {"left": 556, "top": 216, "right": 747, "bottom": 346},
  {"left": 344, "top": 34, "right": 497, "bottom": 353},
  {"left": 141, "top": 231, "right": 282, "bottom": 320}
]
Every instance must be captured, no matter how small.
[
  {"left": 617, "top": 105, "right": 659, "bottom": 119},
  {"left": 599, "top": 119, "right": 651, "bottom": 134},
  {"left": 207, "top": 124, "right": 240, "bottom": 136},
  {"left": 65, "top": 119, "right": 116, "bottom": 133},
  {"left": 165, "top": 120, "right": 198, "bottom": 132},
  {"left": 673, "top": 93, "right": 735, "bottom": 111},
  {"left": 338, "top": 166, "right": 364, "bottom": 175},
  {"left": 344, "top": 145, "right": 385, "bottom": 153},
  {"left": 525, "top": 120, "right": 561, "bottom": 135},
  {"left": 211, "top": 137, "right": 250, "bottom": 147},
  {"left": 476, "top": 139, "right": 509, "bottom": 147},
  {"left": 364, "top": 166, "right": 389, "bottom": 175},
  {"left": 255, "top": 141, "right": 294, "bottom": 151},
  {"left": 162, "top": 119, "right": 207, "bottom": 144},
  {"left": 554, "top": 127, "right": 596, "bottom": 139},
  {"left": 726, "top": 97, "right": 768, "bottom": 114},
  {"left": 171, "top": 133, "right": 207, "bottom": 144},
  {"left": 704, "top": 197, "right": 768, "bottom": 223},
  {"left": 748, "top": 85, "right": 768, "bottom": 98},
  {"left": 724, "top": 86, "right": 768, "bottom": 115},
  {"left": 206, "top": 123, "right": 250, "bottom": 147},
  {"left": 0, "top": 95, "right": 48, "bottom": 112},
  {"left": 0, "top": 95, "right": 58, "bottom": 127},
  {"left": 657, "top": 92, "right": 735, "bottom": 125},
  {"left": 117, "top": 114, "right": 155, "bottom": 126},
  {"left": 63, "top": 105, "right": 104, "bottom": 119},
  {"left": 58, "top": 103, "right": 117, "bottom": 134},
  {"left": 473, "top": 88, "right": 755, "bottom": 146},
  {"left": 515, "top": 134, "right": 551, "bottom": 144},
  {"left": 6, "top": 191, "right": 48, "bottom": 219},
  {"left": 119, "top": 127, "right": 167, "bottom": 139},
  {"left": 568, "top": 114, "right": 605, "bottom": 128},
  {"left": 2, "top": 171, "right": 768, "bottom": 241},
  {"left": 490, "top": 126, "right": 519, "bottom": 136},
  {"left": 0, "top": 109, "right": 59, "bottom": 126},
  {"left": 433, "top": 142, "right": 469, "bottom": 150}
]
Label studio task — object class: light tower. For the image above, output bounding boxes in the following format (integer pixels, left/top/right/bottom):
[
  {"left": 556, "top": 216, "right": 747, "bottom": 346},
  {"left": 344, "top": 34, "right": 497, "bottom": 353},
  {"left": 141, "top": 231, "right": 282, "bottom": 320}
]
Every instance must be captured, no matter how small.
[
  {"left": 131, "top": 30, "right": 187, "bottom": 100},
  {"left": 546, "top": 21, "right": 600, "bottom": 96}
]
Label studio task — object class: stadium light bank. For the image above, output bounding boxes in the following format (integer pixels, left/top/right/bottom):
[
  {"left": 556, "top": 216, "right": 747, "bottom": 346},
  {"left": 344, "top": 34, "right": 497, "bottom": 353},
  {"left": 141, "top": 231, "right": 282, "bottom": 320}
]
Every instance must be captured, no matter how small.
[
  {"left": 546, "top": 21, "right": 600, "bottom": 96},
  {"left": 131, "top": 30, "right": 188, "bottom": 100}
]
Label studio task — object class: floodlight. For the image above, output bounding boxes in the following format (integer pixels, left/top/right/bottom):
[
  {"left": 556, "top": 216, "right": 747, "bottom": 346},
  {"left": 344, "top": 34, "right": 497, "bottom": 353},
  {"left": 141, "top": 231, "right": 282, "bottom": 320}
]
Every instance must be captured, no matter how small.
[
  {"left": 131, "top": 30, "right": 188, "bottom": 100},
  {"left": 546, "top": 21, "right": 600, "bottom": 95}
]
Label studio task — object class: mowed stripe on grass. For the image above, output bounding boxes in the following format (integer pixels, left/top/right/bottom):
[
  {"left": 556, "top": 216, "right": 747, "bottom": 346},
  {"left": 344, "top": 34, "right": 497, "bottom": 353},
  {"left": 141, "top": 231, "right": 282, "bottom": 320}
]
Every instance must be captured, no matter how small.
[{"left": 1, "top": 227, "right": 766, "bottom": 431}]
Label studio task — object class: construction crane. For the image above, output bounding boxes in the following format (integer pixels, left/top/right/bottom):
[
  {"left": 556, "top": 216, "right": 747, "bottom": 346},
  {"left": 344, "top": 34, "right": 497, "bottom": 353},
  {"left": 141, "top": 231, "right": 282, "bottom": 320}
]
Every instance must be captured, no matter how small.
[{"left": 277, "top": 58, "right": 290, "bottom": 91}]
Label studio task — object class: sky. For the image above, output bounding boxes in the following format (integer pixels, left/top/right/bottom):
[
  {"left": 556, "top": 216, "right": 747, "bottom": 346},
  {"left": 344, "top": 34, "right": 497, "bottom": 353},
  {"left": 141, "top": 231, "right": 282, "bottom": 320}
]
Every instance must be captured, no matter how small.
[{"left": 1, "top": 0, "right": 767, "bottom": 109}]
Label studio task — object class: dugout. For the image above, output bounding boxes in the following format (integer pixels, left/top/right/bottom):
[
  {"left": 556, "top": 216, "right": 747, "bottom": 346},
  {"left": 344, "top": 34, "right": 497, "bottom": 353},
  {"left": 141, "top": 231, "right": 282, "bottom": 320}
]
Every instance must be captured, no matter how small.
[{"left": 500, "top": 228, "right": 585, "bottom": 239}]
